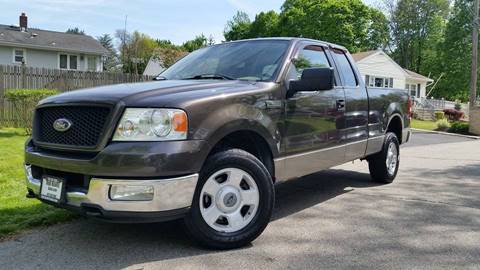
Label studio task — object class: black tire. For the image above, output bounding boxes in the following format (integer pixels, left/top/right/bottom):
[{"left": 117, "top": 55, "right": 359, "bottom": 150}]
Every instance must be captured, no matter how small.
[
  {"left": 184, "top": 148, "right": 275, "bottom": 249},
  {"left": 368, "top": 132, "right": 400, "bottom": 183}
]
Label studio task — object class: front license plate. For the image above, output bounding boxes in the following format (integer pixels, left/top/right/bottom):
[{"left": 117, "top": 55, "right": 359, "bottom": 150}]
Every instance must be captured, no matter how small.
[{"left": 40, "top": 176, "right": 64, "bottom": 203}]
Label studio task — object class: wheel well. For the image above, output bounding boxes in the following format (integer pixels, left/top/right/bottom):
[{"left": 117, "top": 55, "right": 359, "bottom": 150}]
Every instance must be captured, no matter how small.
[
  {"left": 209, "top": 130, "right": 275, "bottom": 181},
  {"left": 387, "top": 116, "right": 403, "bottom": 143}
]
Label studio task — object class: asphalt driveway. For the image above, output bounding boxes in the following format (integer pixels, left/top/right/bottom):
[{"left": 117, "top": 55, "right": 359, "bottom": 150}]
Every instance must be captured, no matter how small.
[{"left": 1, "top": 132, "right": 479, "bottom": 270}]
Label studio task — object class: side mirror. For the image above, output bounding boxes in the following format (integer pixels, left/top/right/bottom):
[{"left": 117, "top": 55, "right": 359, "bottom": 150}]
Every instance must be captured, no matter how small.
[{"left": 289, "top": 68, "right": 334, "bottom": 93}]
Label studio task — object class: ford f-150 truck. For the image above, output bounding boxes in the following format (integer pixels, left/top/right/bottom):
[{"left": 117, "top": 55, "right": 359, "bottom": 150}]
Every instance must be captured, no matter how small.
[{"left": 24, "top": 38, "right": 411, "bottom": 249}]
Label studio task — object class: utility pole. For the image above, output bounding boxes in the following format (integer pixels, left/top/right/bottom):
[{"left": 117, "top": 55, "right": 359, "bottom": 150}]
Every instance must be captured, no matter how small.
[
  {"left": 123, "top": 15, "right": 127, "bottom": 73},
  {"left": 470, "top": 0, "right": 479, "bottom": 111}
]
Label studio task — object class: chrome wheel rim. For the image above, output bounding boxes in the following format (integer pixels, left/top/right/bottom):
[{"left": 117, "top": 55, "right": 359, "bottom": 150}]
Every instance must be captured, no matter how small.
[
  {"left": 386, "top": 142, "right": 398, "bottom": 175},
  {"left": 199, "top": 168, "right": 260, "bottom": 233}
]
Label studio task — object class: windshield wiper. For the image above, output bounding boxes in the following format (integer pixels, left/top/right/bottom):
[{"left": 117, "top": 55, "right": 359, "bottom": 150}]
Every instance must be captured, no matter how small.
[{"left": 182, "top": 74, "right": 235, "bottom": 80}]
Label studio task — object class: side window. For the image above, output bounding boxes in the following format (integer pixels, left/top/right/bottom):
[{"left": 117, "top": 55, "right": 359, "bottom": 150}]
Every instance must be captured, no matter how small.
[
  {"left": 290, "top": 45, "right": 331, "bottom": 80},
  {"left": 332, "top": 49, "right": 357, "bottom": 87}
]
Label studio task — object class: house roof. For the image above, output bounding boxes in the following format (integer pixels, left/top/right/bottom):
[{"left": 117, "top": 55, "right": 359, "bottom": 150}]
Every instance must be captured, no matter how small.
[
  {"left": 0, "top": 24, "right": 108, "bottom": 55},
  {"left": 143, "top": 57, "right": 165, "bottom": 76},
  {"left": 403, "top": 68, "right": 433, "bottom": 82},
  {"left": 351, "top": 50, "right": 379, "bottom": 61},
  {"left": 352, "top": 49, "right": 433, "bottom": 82}
]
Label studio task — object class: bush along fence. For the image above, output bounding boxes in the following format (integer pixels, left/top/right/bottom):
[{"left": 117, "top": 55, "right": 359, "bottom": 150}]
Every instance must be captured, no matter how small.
[{"left": 0, "top": 64, "right": 154, "bottom": 127}]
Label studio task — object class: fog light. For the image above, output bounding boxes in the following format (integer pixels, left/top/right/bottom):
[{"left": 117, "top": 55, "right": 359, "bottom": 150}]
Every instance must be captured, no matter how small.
[{"left": 109, "top": 185, "right": 154, "bottom": 201}]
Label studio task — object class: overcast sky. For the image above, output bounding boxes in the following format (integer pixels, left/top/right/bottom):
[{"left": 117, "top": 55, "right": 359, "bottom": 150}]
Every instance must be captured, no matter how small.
[{"left": 1, "top": 0, "right": 379, "bottom": 45}]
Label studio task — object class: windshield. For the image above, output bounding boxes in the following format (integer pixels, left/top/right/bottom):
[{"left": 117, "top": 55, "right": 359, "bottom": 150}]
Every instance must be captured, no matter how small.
[{"left": 160, "top": 40, "right": 290, "bottom": 82}]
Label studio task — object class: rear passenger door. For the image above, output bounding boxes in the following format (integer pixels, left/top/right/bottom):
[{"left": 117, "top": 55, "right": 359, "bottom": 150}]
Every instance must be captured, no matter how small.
[
  {"left": 280, "top": 43, "right": 346, "bottom": 179},
  {"left": 329, "top": 48, "right": 369, "bottom": 161}
]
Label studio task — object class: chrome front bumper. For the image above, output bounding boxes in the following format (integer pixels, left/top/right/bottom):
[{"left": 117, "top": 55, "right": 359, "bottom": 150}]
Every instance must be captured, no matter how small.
[{"left": 25, "top": 165, "right": 198, "bottom": 213}]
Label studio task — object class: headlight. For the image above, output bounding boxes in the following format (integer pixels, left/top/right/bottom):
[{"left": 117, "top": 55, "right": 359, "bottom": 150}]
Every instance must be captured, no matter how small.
[{"left": 113, "top": 108, "right": 187, "bottom": 141}]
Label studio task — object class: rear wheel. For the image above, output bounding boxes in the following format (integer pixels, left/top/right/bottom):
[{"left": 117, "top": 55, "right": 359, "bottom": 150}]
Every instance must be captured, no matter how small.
[
  {"left": 184, "top": 149, "right": 274, "bottom": 249},
  {"left": 368, "top": 132, "right": 400, "bottom": 183}
]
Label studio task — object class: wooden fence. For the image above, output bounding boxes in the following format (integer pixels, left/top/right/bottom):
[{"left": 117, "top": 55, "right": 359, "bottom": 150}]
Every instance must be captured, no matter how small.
[{"left": 0, "top": 65, "right": 154, "bottom": 127}]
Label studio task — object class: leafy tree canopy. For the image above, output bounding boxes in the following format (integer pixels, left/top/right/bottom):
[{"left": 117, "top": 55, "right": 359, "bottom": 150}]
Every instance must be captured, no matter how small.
[
  {"left": 66, "top": 27, "right": 85, "bottom": 35},
  {"left": 97, "top": 34, "right": 119, "bottom": 72},
  {"left": 223, "top": 0, "right": 389, "bottom": 52}
]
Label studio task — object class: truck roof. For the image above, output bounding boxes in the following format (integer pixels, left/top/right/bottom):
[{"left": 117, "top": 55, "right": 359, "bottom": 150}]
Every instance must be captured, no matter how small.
[{"left": 222, "top": 37, "right": 348, "bottom": 52}]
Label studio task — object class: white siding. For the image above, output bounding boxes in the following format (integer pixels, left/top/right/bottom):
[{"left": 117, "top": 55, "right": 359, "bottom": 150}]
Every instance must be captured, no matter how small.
[
  {"left": 0, "top": 45, "right": 102, "bottom": 71},
  {"left": 406, "top": 79, "right": 428, "bottom": 98},
  {"left": 27, "top": 49, "right": 58, "bottom": 69},
  {"left": 0, "top": 46, "right": 13, "bottom": 64},
  {"left": 355, "top": 52, "right": 407, "bottom": 89}
]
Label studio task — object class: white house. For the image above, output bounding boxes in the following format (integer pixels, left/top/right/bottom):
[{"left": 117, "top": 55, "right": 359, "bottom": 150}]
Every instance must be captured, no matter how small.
[
  {"left": 0, "top": 13, "right": 107, "bottom": 72},
  {"left": 352, "top": 50, "right": 433, "bottom": 99}
]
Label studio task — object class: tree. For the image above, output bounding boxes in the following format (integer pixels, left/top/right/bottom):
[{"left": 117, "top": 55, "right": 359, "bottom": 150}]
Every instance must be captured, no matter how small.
[
  {"left": 277, "top": 0, "right": 389, "bottom": 52},
  {"left": 153, "top": 47, "right": 188, "bottom": 68},
  {"left": 97, "top": 34, "right": 119, "bottom": 71},
  {"left": 207, "top": 34, "right": 216, "bottom": 45},
  {"left": 182, "top": 34, "right": 208, "bottom": 52},
  {"left": 429, "top": 0, "right": 475, "bottom": 101},
  {"left": 66, "top": 27, "right": 85, "bottom": 35},
  {"left": 156, "top": 39, "right": 177, "bottom": 49},
  {"left": 249, "top": 11, "right": 280, "bottom": 38},
  {"left": 388, "top": 0, "right": 449, "bottom": 73},
  {"left": 222, "top": 0, "right": 390, "bottom": 52},
  {"left": 224, "top": 11, "right": 252, "bottom": 41},
  {"left": 115, "top": 30, "right": 157, "bottom": 74},
  {"left": 363, "top": 9, "right": 390, "bottom": 51}
]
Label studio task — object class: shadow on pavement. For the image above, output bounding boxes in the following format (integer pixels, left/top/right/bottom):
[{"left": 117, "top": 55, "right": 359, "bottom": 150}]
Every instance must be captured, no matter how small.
[
  {"left": 272, "top": 169, "right": 380, "bottom": 221},
  {"left": 2, "top": 169, "right": 382, "bottom": 269}
]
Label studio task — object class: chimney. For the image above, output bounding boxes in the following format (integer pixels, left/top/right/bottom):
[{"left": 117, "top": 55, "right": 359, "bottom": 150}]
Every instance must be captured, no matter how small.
[{"left": 19, "top": 13, "right": 27, "bottom": 31}]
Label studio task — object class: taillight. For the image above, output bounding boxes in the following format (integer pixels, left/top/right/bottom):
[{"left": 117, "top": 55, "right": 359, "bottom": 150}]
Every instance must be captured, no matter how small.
[{"left": 407, "top": 96, "right": 413, "bottom": 118}]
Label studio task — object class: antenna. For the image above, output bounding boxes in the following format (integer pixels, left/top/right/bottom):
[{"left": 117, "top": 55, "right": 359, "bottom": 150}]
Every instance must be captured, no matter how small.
[{"left": 123, "top": 15, "right": 127, "bottom": 71}]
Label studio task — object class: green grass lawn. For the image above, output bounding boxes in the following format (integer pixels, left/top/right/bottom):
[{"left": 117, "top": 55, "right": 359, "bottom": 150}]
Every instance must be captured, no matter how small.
[
  {"left": 0, "top": 128, "right": 75, "bottom": 239},
  {"left": 411, "top": 119, "right": 437, "bottom": 131}
]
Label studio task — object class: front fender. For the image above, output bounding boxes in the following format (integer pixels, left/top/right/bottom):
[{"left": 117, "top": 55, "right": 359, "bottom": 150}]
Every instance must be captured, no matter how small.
[{"left": 191, "top": 102, "right": 281, "bottom": 157}]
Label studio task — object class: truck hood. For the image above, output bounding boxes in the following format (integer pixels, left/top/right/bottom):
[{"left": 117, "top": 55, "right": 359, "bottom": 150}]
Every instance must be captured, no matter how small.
[{"left": 38, "top": 80, "right": 266, "bottom": 107}]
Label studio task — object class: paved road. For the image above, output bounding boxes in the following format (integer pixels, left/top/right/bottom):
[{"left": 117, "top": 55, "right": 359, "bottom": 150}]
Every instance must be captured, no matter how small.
[
  {"left": 405, "top": 130, "right": 475, "bottom": 148},
  {"left": 1, "top": 133, "right": 479, "bottom": 270}
]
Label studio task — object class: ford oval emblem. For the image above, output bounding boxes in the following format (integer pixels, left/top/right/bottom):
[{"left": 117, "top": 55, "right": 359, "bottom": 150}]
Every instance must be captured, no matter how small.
[{"left": 53, "top": 118, "right": 72, "bottom": 132}]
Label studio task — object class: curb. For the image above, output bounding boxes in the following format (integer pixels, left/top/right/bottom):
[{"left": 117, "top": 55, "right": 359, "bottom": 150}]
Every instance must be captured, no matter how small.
[{"left": 411, "top": 128, "right": 480, "bottom": 140}]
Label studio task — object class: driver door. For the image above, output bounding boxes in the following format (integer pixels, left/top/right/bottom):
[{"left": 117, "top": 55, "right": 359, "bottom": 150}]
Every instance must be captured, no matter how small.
[{"left": 280, "top": 44, "right": 346, "bottom": 179}]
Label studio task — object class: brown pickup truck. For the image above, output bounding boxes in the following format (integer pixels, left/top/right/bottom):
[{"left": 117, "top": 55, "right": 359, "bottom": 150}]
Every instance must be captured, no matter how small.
[{"left": 25, "top": 38, "right": 411, "bottom": 249}]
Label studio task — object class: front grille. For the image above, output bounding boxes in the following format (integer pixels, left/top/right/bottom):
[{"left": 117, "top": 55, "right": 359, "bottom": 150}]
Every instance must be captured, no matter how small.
[{"left": 34, "top": 105, "right": 111, "bottom": 148}]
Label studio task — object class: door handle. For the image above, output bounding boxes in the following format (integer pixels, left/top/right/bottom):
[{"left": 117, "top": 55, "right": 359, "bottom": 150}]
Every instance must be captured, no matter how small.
[{"left": 336, "top": 99, "right": 346, "bottom": 111}]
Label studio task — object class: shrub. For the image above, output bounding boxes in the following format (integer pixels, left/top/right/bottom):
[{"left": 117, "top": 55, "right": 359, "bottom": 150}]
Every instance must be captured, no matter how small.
[
  {"left": 5, "top": 89, "right": 59, "bottom": 134},
  {"left": 443, "top": 108, "right": 464, "bottom": 121},
  {"left": 434, "top": 111, "right": 445, "bottom": 120},
  {"left": 448, "top": 122, "right": 470, "bottom": 135},
  {"left": 436, "top": 118, "right": 450, "bottom": 131},
  {"left": 454, "top": 102, "right": 462, "bottom": 111}
]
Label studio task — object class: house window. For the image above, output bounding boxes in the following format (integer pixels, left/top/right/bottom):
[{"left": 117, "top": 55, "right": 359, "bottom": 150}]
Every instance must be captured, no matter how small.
[
  {"left": 87, "top": 56, "right": 97, "bottom": 71},
  {"left": 13, "top": 49, "right": 25, "bottom": 64},
  {"left": 69, "top": 55, "right": 77, "bottom": 70},
  {"left": 367, "top": 76, "right": 394, "bottom": 88},
  {"left": 59, "top": 54, "right": 79, "bottom": 70},
  {"left": 406, "top": 84, "right": 419, "bottom": 97},
  {"left": 59, "top": 54, "right": 68, "bottom": 69}
]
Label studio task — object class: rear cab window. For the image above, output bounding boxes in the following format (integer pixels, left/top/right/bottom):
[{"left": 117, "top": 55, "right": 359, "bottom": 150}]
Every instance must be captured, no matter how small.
[{"left": 331, "top": 49, "right": 358, "bottom": 87}]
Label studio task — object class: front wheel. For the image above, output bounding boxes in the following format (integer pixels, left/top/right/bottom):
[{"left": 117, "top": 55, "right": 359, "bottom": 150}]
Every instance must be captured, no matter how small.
[
  {"left": 368, "top": 132, "right": 400, "bottom": 183},
  {"left": 184, "top": 149, "right": 274, "bottom": 249}
]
